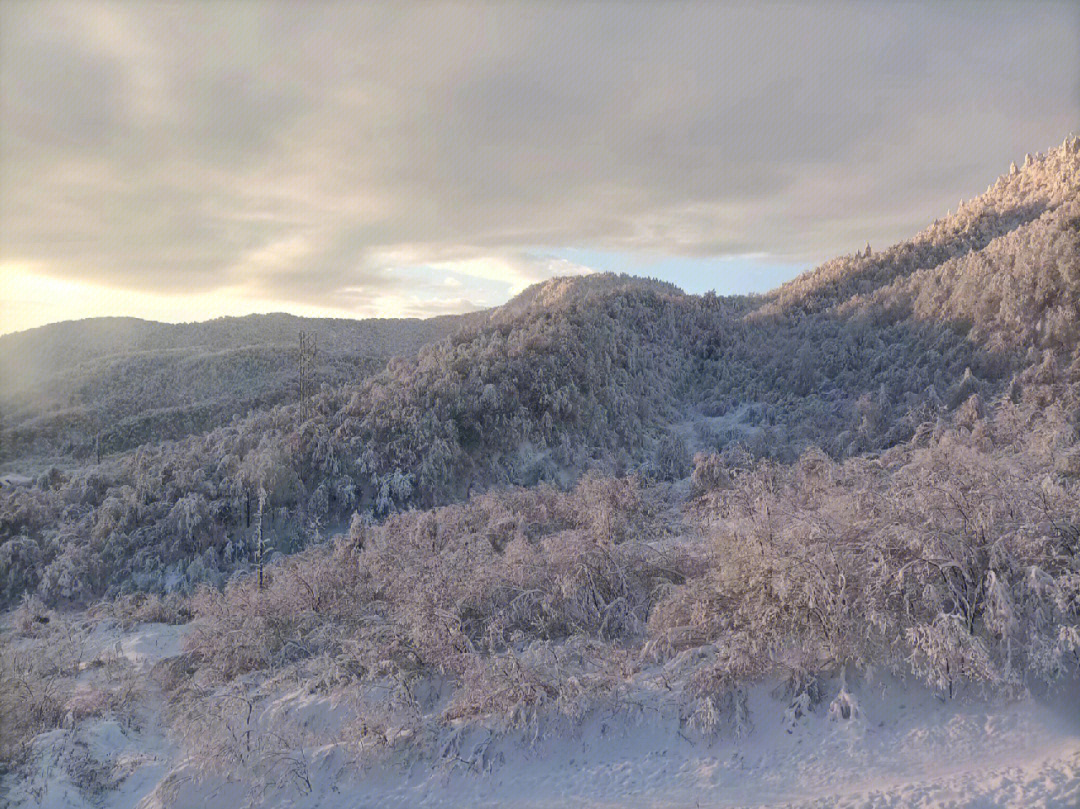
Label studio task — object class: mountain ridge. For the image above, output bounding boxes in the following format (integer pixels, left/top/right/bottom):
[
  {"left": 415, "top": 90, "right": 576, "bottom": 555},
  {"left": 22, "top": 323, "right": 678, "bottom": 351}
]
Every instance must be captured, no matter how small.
[{"left": 0, "top": 137, "right": 1077, "bottom": 605}]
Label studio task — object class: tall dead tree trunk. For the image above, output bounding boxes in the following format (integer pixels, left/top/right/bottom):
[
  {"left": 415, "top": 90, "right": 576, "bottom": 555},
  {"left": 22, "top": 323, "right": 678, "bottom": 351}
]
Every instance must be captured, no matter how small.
[{"left": 255, "top": 485, "right": 267, "bottom": 590}]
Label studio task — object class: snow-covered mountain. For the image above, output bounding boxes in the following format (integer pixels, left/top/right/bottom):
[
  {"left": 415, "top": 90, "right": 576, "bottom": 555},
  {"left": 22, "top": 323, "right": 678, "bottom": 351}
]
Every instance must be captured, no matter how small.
[
  {"left": 2, "top": 138, "right": 1079, "bottom": 809},
  {"left": 1, "top": 138, "right": 1078, "bottom": 606},
  {"left": 0, "top": 311, "right": 474, "bottom": 459}
]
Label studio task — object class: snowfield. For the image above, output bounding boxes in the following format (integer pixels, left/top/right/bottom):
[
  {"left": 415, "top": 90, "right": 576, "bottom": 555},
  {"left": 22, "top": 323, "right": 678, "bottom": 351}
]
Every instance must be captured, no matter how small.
[{"left": 4, "top": 622, "right": 1079, "bottom": 809}]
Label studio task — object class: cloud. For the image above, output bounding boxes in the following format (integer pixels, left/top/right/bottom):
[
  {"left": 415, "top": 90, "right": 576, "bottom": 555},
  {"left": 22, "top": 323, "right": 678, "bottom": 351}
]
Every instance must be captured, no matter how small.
[{"left": 1, "top": 1, "right": 1077, "bottom": 329}]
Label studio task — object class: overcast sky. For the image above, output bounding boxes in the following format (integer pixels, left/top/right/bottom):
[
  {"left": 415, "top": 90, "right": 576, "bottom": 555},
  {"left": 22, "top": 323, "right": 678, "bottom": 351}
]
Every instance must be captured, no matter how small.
[{"left": 2, "top": 1, "right": 1078, "bottom": 334}]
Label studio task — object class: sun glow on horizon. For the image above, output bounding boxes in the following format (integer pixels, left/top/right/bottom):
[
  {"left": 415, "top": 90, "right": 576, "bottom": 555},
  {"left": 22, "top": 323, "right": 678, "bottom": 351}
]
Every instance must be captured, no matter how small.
[{"left": 0, "top": 262, "right": 421, "bottom": 335}]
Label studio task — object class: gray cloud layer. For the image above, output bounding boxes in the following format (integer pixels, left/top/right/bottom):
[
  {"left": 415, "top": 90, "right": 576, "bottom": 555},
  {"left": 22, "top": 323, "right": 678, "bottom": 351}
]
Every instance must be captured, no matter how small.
[{"left": 2, "top": 1, "right": 1078, "bottom": 311}]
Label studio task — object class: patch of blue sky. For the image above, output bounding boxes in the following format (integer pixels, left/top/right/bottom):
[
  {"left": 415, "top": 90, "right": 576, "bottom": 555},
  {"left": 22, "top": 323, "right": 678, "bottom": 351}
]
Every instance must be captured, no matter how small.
[
  {"left": 392, "top": 264, "right": 515, "bottom": 311},
  {"left": 535, "top": 248, "right": 809, "bottom": 297}
]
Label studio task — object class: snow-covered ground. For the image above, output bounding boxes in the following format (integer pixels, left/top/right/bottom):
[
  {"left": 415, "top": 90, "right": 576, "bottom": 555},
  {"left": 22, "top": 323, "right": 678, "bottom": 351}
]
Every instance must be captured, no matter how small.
[
  {"left": 5, "top": 622, "right": 1079, "bottom": 809},
  {"left": 81, "top": 622, "right": 187, "bottom": 668},
  {"left": 0, "top": 472, "right": 33, "bottom": 487}
]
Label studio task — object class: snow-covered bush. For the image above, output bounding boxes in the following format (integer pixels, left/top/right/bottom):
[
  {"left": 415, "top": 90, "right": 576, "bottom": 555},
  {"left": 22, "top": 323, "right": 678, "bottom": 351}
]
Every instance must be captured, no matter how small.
[
  {"left": 654, "top": 393, "right": 1080, "bottom": 695},
  {"left": 0, "top": 612, "right": 116, "bottom": 765}
]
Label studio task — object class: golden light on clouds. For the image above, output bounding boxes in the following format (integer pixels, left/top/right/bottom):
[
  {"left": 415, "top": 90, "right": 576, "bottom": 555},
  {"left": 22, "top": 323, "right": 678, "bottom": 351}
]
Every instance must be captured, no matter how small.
[
  {"left": 0, "top": 262, "right": 392, "bottom": 334},
  {"left": 1, "top": 2, "right": 1077, "bottom": 334},
  {"left": 0, "top": 253, "right": 596, "bottom": 335}
]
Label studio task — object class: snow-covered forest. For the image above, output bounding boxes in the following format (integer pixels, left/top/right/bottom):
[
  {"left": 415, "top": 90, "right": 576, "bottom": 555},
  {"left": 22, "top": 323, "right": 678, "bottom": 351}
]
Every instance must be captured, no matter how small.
[
  {"left": 1, "top": 140, "right": 1079, "bottom": 806},
  {"left": 0, "top": 312, "right": 472, "bottom": 460}
]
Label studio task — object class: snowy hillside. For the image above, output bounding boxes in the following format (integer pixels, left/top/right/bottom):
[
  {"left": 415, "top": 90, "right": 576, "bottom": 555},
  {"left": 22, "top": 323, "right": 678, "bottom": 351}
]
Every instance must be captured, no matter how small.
[
  {"left": 0, "top": 311, "right": 472, "bottom": 460},
  {"left": 4, "top": 612, "right": 1079, "bottom": 807},
  {"left": 2, "top": 140, "right": 1079, "bottom": 808}
]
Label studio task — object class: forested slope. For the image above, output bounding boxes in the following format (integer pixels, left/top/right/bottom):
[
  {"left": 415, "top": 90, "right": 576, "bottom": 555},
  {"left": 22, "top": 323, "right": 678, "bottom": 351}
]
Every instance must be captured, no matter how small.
[{"left": 0, "top": 311, "right": 472, "bottom": 460}]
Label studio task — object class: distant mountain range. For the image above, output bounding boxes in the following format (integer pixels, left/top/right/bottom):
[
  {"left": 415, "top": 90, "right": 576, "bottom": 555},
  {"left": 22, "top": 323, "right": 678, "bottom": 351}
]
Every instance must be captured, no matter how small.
[{"left": 0, "top": 311, "right": 478, "bottom": 459}]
